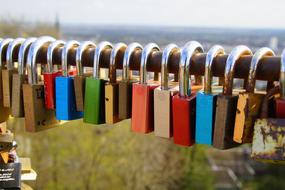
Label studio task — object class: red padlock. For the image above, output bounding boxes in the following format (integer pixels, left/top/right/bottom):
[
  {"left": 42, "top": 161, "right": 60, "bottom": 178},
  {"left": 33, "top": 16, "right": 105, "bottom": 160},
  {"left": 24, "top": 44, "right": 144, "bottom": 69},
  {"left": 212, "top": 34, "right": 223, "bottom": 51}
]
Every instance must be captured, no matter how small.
[
  {"left": 43, "top": 40, "right": 65, "bottom": 109},
  {"left": 172, "top": 41, "right": 204, "bottom": 146},
  {"left": 276, "top": 50, "right": 285, "bottom": 118},
  {"left": 131, "top": 43, "right": 160, "bottom": 133}
]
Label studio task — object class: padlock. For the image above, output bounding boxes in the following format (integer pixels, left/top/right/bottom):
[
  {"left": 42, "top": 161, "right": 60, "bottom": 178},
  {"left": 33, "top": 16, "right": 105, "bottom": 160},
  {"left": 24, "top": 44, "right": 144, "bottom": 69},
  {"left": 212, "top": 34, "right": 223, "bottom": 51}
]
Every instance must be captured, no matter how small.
[
  {"left": 154, "top": 44, "right": 179, "bottom": 138},
  {"left": 105, "top": 43, "right": 127, "bottom": 124},
  {"left": 43, "top": 40, "right": 65, "bottom": 110},
  {"left": 213, "top": 45, "right": 252, "bottom": 149},
  {"left": 233, "top": 48, "right": 274, "bottom": 144},
  {"left": 195, "top": 45, "right": 225, "bottom": 145},
  {"left": 275, "top": 49, "right": 285, "bottom": 118},
  {"left": 172, "top": 41, "right": 204, "bottom": 146},
  {"left": 131, "top": 43, "right": 160, "bottom": 133},
  {"left": 74, "top": 41, "right": 96, "bottom": 112},
  {"left": 2, "top": 38, "right": 25, "bottom": 108},
  {"left": 11, "top": 37, "right": 36, "bottom": 117},
  {"left": 22, "top": 36, "right": 58, "bottom": 132},
  {"left": 84, "top": 41, "right": 113, "bottom": 124},
  {"left": 55, "top": 40, "right": 83, "bottom": 120},
  {"left": 0, "top": 38, "right": 13, "bottom": 123},
  {"left": 118, "top": 42, "right": 142, "bottom": 120}
]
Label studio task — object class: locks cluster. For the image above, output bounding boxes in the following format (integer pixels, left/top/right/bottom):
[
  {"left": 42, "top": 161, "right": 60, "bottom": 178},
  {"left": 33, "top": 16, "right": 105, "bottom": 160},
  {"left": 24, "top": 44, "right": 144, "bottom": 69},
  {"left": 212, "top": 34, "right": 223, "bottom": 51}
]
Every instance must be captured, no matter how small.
[{"left": 0, "top": 36, "right": 285, "bottom": 162}]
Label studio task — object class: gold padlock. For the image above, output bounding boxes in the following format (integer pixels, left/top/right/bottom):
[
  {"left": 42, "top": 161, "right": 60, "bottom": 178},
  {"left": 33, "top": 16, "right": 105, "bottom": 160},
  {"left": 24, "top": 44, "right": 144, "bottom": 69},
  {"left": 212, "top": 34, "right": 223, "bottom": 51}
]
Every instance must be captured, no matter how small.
[
  {"left": 22, "top": 36, "right": 58, "bottom": 132},
  {"left": 105, "top": 43, "right": 127, "bottom": 124}
]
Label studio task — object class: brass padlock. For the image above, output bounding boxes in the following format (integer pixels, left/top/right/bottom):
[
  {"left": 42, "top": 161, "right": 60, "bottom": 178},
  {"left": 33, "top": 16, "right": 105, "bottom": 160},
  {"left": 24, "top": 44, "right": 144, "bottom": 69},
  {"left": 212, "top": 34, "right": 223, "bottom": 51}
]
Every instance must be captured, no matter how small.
[
  {"left": 213, "top": 45, "right": 252, "bottom": 149},
  {"left": 105, "top": 43, "right": 127, "bottom": 124},
  {"left": 0, "top": 38, "right": 13, "bottom": 123},
  {"left": 234, "top": 47, "right": 274, "bottom": 144},
  {"left": 74, "top": 41, "right": 96, "bottom": 112},
  {"left": 22, "top": 36, "right": 58, "bottom": 132},
  {"left": 11, "top": 38, "right": 37, "bottom": 117},
  {"left": 118, "top": 42, "right": 142, "bottom": 120},
  {"left": 2, "top": 38, "right": 25, "bottom": 108},
  {"left": 154, "top": 44, "right": 179, "bottom": 138}
]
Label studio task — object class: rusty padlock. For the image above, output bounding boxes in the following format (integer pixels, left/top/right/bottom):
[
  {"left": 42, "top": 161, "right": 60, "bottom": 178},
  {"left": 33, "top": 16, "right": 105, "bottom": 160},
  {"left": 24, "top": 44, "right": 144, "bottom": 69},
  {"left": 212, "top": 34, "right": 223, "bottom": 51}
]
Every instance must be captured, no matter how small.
[
  {"left": 213, "top": 45, "right": 252, "bottom": 149},
  {"left": 154, "top": 44, "right": 179, "bottom": 138},
  {"left": 2, "top": 38, "right": 25, "bottom": 108},
  {"left": 131, "top": 43, "right": 160, "bottom": 133},
  {"left": 172, "top": 41, "right": 204, "bottom": 146},
  {"left": 0, "top": 38, "right": 13, "bottom": 123},
  {"left": 233, "top": 47, "right": 274, "bottom": 144},
  {"left": 105, "top": 43, "right": 127, "bottom": 124},
  {"left": 11, "top": 37, "right": 37, "bottom": 117},
  {"left": 43, "top": 40, "right": 65, "bottom": 110},
  {"left": 22, "top": 36, "right": 58, "bottom": 132},
  {"left": 74, "top": 41, "right": 96, "bottom": 112},
  {"left": 195, "top": 45, "right": 225, "bottom": 145},
  {"left": 118, "top": 43, "right": 142, "bottom": 120},
  {"left": 275, "top": 49, "right": 285, "bottom": 118}
]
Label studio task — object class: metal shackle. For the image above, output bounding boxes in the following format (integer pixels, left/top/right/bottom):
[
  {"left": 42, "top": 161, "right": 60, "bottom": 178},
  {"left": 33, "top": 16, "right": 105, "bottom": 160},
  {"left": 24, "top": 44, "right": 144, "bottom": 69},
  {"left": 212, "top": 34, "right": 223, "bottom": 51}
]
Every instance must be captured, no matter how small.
[
  {"left": 109, "top": 42, "right": 127, "bottom": 83},
  {"left": 223, "top": 45, "right": 252, "bottom": 95},
  {"left": 122, "top": 42, "right": 142, "bottom": 81},
  {"left": 179, "top": 41, "right": 204, "bottom": 97},
  {"left": 47, "top": 40, "right": 65, "bottom": 73},
  {"left": 75, "top": 41, "right": 96, "bottom": 76},
  {"left": 140, "top": 43, "right": 160, "bottom": 84},
  {"left": 0, "top": 38, "right": 13, "bottom": 69},
  {"left": 246, "top": 47, "right": 275, "bottom": 93},
  {"left": 204, "top": 45, "right": 225, "bottom": 94},
  {"left": 18, "top": 37, "right": 37, "bottom": 75},
  {"left": 93, "top": 41, "right": 113, "bottom": 79},
  {"left": 61, "top": 40, "right": 80, "bottom": 77},
  {"left": 6, "top": 38, "right": 25, "bottom": 70},
  {"left": 280, "top": 49, "right": 285, "bottom": 99},
  {"left": 27, "top": 36, "right": 56, "bottom": 84},
  {"left": 161, "top": 43, "right": 179, "bottom": 90}
]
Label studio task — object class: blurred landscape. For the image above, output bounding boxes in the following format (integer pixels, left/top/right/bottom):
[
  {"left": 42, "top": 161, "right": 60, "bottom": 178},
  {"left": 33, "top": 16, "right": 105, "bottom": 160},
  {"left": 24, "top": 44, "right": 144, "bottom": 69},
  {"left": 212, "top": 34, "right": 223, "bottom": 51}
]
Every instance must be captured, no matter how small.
[{"left": 1, "top": 19, "right": 285, "bottom": 190}]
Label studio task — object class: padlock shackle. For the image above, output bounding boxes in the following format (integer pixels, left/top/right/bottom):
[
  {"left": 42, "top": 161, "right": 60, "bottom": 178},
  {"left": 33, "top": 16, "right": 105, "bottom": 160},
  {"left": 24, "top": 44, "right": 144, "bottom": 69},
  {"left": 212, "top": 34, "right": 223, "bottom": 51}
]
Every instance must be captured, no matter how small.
[
  {"left": 93, "top": 41, "right": 113, "bottom": 79},
  {"left": 161, "top": 44, "right": 179, "bottom": 90},
  {"left": 27, "top": 36, "right": 56, "bottom": 84},
  {"left": 6, "top": 38, "right": 25, "bottom": 71},
  {"left": 204, "top": 45, "right": 225, "bottom": 94},
  {"left": 62, "top": 40, "right": 80, "bottom": 77},
  {"left": 109, "top": 43, "right": 127, "bottom": 83},
  {"left": 18, "top": 37, "right": 37, "bottom": 75},
  {"left": 140, "top": 43, "right": 160, "bottom": 84},
  {"left": 179, "top": 41, "right": 204, "bottom": 97},
  {"left": 76, "top": 41, "right": 96, "bottom": 76},
  {"left": 122, "top": 42, "right": 142, "bottom": 81},
  {"left": 0, "top": 38, "right": 13, "bottom": 69},
  {"left": 280, "top": 49, "right": 285, "bottom": 99},
  {"left": 223, "top": 45, "right": 252, "bottom": 95},
  {"left": 47, "top": 40, "right": 65, "bottom": 73},
  {"left": 246, "top": 47, "right": 275, "bottom": 93}
]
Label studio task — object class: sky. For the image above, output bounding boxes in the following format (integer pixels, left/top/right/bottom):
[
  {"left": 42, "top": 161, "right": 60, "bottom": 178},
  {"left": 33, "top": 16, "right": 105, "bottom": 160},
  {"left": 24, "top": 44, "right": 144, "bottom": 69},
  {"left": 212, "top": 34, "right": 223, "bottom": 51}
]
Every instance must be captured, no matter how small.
[{"left": 0, "top": 0, "right": 284, "bottom": 29}]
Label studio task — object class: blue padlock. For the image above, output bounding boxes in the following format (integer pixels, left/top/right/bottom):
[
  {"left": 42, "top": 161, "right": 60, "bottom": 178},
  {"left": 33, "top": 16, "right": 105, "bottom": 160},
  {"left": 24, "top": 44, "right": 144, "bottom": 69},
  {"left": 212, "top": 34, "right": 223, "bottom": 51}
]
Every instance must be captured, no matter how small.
[
  {"left": 195, "top": 45, "right": 225, "bottom": 145},
  {"left": 55, "top": 40, "right": 83, "bottom": 120}
]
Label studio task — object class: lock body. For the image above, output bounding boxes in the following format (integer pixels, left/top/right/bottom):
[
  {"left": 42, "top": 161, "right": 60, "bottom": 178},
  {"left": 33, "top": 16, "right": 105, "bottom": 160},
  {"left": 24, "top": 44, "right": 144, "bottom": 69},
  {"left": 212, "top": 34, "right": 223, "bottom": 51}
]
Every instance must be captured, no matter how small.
[
  {"left": 118, "top": 80, "right": 133, "bottom": 120},
  {"left": 276, "top": 99, "right": 285, "bottom": 118},
  {"left": 105, "top": 83, "right": 120, "bottom": 124},
  {"left": 233, "top": 93, "right": 264, "bottom": 143},
  {"left": 43, "top": 71, "right": 61, "bottom": 109},
  {"left": 0, "top": 71, "right": 10, "bottom": 122},
  {"left": 55, "top": 76, "right": 83, "bottom": 120},
  {"left": 11, "top": 74, "right": 24, "bottom": 117},
  {"left": 154, "top": 88, "right": 177, "bottom": 138},
  {"left": 195, "top": 92, "right": 217, "bottom": 145},
  {"left": 131, "top": 83, "right": 158, "bottom": 133},
  {"left": 84, "top": 78, "right": 106, "bottom": 124},
  {"left": 74, "top": 75, "right": 86, "bottom": 112},
  {"left": 2, "top": 70, "right": 15, "bottom": 108},
  {"left": 23, "top": 84, "right": 58, "bottom": 132},
  {"left": 213, "top": 95, "right": 239, "bottom": 149},
  {"left": 172, "top": 94, "right": 196, "bottom": 146}
]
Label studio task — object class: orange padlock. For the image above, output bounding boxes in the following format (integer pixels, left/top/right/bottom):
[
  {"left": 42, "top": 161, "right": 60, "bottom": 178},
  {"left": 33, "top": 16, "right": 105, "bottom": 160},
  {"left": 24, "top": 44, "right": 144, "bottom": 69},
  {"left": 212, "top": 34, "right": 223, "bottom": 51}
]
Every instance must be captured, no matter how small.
[{"left": 131, "top": 43, "right": 160, "bottom": 133}]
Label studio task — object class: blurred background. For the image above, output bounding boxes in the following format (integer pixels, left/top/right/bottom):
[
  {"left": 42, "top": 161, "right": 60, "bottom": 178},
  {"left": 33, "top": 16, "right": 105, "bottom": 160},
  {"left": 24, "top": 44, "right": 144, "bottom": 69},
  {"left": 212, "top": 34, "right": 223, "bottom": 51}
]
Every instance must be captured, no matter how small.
[{"left": 1, "top": 0, "right": 285, "bottom": 189}]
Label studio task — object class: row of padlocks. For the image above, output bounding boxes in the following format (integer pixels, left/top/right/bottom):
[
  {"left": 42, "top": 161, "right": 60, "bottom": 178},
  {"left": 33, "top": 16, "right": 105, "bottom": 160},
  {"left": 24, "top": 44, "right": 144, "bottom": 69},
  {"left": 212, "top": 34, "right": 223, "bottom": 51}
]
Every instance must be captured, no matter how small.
[{"left": 0, "top": 36, "right": 284, "bottom": 163}]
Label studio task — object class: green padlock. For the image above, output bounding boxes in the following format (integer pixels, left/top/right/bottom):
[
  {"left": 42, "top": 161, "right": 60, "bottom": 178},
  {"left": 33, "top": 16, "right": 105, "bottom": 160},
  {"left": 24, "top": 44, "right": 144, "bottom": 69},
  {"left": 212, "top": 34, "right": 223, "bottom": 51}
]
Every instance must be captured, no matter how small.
[{"left": 84, "top": 41, "right": 113, "bottom": 124}]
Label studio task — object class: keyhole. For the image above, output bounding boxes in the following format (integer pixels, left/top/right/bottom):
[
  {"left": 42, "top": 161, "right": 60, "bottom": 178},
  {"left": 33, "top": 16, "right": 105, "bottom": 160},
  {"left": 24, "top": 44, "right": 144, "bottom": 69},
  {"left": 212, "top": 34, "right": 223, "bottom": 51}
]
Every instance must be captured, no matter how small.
[{"left": 105, "top": 98, "right": 109, "bottom": 102}]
